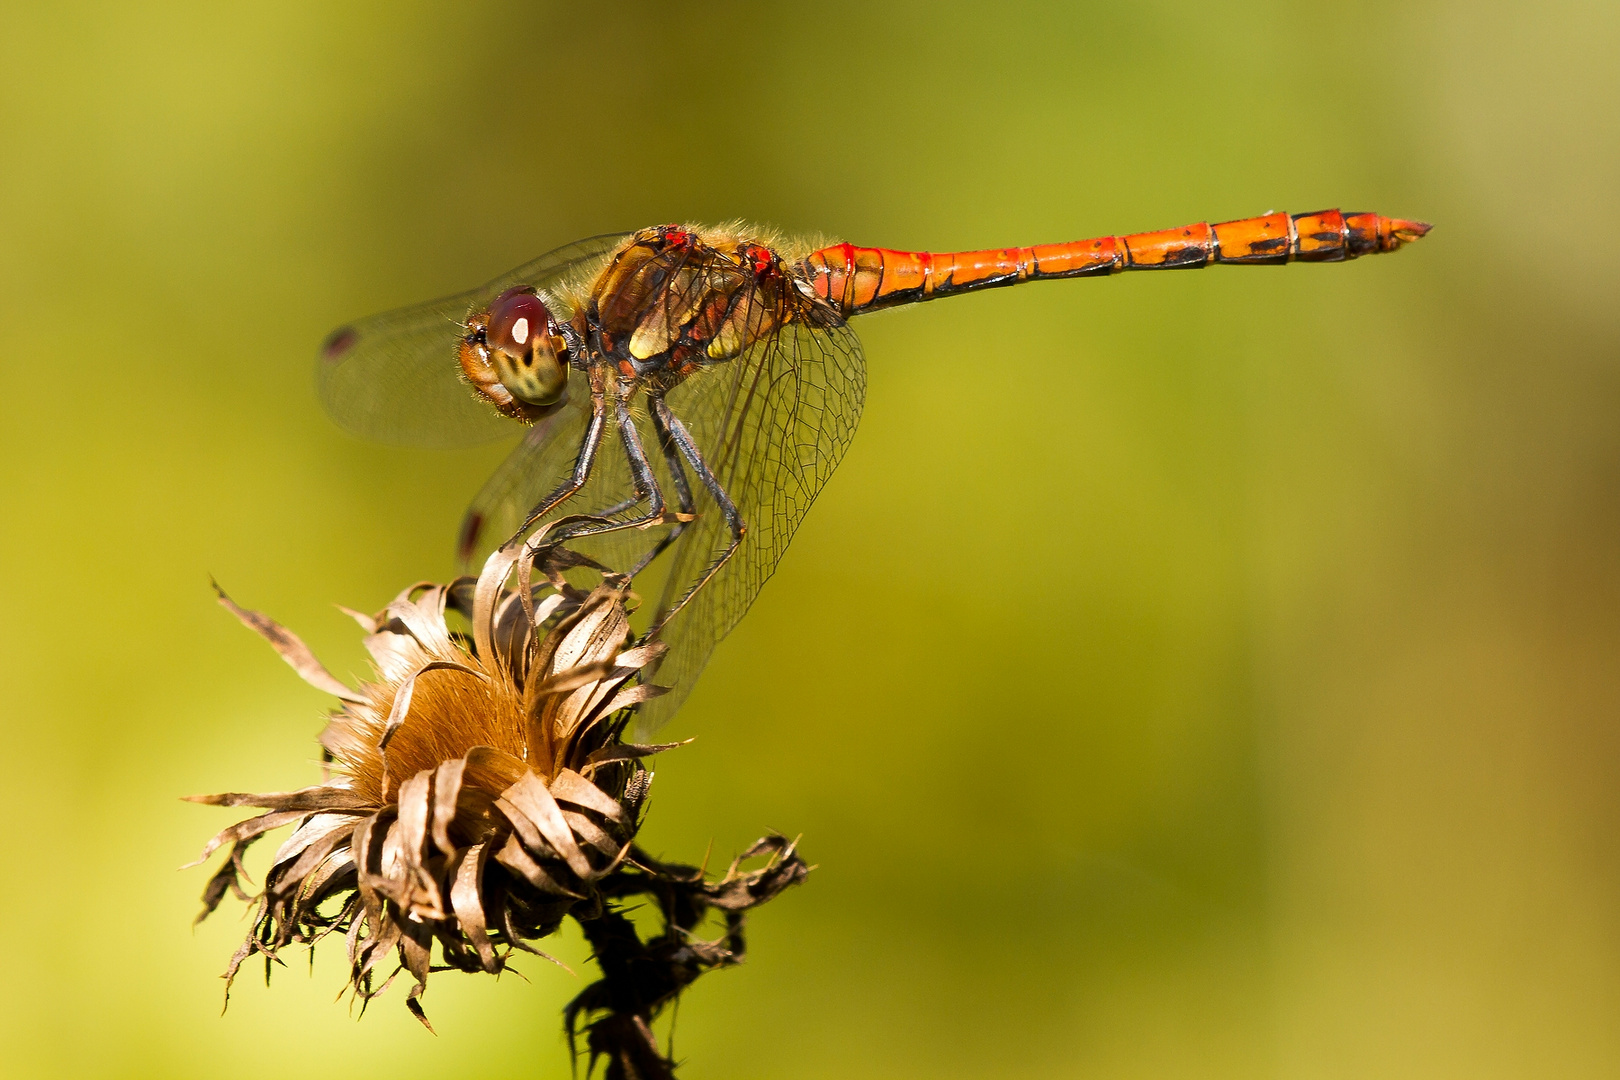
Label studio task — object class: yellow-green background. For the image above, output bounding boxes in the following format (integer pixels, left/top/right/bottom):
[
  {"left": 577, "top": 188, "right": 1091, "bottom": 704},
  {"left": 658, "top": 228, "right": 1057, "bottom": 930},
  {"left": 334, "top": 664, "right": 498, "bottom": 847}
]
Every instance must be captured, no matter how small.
[{"left": 2, "top": 2, "right": 1615, "bottom": 1077}]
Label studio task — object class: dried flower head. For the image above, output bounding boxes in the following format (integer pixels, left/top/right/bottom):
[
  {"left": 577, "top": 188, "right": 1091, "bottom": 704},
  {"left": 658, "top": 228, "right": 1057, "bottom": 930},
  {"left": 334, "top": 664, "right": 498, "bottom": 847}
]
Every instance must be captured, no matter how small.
[{"left": 188, "top": 540, "right": 676, "bottom": 1027}]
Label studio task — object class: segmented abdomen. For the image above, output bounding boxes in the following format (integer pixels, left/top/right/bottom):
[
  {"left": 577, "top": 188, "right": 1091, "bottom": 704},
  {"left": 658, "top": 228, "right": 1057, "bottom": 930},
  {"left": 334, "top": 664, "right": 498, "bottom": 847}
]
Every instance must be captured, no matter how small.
[{"left": 802, "top": 209, "right": 1431, "bottom": 316}]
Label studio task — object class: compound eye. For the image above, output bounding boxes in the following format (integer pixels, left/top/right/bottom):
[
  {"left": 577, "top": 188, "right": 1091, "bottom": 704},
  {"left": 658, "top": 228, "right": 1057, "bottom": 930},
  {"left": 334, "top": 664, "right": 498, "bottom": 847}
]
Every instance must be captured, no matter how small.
[{"left": 487, "top": 287, "right": 551, "bottom": 356}]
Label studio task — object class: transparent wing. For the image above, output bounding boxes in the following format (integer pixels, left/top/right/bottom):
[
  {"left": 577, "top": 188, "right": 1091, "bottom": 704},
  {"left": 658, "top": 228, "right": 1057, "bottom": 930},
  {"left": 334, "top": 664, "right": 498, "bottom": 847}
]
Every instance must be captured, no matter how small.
[
  {"left": 635, "top": 314, "right": 867, "bottom": 732},
  {"left": 453, "top": 368, "right": 595, "bottom": 564},
  {"left": 453, "top": 365, "right": 663, "bottom": 574},
  {"left": 315, "top": 234, "right": 628, "bottom": 448}
]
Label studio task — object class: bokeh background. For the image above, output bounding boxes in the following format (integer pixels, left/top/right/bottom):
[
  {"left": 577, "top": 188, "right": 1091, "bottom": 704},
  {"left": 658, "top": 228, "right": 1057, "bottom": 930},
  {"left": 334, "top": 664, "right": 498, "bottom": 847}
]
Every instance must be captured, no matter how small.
[{"left": 2, "top": 2, "right": 1617, "bottom": 1076}]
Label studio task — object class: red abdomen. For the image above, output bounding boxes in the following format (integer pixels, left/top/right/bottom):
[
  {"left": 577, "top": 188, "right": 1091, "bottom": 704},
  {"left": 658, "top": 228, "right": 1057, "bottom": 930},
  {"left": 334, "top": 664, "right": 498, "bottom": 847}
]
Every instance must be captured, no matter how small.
[{"left": 801, "top": 209, "right": 1431, "bottom": 316}]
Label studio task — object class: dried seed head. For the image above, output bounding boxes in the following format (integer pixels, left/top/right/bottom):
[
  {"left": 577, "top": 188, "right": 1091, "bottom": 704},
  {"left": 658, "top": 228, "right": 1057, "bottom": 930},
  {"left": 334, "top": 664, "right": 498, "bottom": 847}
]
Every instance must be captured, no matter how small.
[{"left": 188, "top": 539, "right": 677, "bottom": 1026}]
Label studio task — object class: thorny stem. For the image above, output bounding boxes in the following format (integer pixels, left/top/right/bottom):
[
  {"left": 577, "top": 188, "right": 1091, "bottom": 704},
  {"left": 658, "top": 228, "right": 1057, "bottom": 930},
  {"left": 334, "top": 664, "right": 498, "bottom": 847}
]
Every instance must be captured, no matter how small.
[
  {"left": 570, "top": 907, "right": 683, "bottom": 1080},
  {"left": 564, "top": 838, "right": 811, "bottom": 1080}
]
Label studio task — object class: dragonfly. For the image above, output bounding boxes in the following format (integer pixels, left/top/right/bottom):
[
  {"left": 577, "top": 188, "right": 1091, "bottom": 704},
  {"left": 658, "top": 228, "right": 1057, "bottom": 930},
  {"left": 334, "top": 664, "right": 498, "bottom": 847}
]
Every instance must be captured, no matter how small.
[{"left": 318, "top": 209, "right": 1430, "bottom": 729}]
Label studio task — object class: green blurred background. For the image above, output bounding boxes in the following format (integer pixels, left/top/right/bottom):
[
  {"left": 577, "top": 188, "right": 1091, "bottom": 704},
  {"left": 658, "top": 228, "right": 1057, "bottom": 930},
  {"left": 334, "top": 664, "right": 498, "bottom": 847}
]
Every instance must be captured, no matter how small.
[{"left": 2, "top": 1, "right": 1616, "bottom": 1076}]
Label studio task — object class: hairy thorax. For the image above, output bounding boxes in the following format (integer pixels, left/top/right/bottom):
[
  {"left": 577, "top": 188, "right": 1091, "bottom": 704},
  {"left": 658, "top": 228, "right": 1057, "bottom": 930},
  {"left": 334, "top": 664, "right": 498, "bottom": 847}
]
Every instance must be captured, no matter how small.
[{"left": 581, "top": 224, "right": 834, "bottom": 391}]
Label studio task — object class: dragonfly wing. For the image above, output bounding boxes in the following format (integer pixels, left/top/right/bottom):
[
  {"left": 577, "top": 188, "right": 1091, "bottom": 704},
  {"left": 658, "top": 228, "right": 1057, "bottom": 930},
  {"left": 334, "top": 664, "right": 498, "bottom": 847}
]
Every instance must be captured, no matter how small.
[
  {"left": 635, "top": 315, "right": 867, "bottom": 732},
  {"left": 316, "top": 234, "right": 628, "bottom": 448},
  {"left": 454, "top": 366, "right": 657, "bottom": 572},
  {"left": 454, "top": 369, "right": 596, "bottom": 566}
]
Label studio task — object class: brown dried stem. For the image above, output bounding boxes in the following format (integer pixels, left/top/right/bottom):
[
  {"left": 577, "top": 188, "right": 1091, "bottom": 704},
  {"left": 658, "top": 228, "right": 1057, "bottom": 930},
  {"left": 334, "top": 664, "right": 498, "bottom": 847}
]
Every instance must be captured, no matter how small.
[{"left": 567, "top": 836, "right": 811, "bottom": 1080}]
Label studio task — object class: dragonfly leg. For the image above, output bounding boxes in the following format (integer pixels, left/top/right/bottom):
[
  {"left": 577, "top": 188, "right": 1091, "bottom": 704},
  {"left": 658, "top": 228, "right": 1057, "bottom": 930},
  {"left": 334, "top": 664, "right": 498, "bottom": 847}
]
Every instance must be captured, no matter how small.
[
  {"left": 650, "top": 394, "right": 695, "bottom": 519},
  {"left": 616, "top": 394, "right": 665, "bottom": 520},
  {"left": 620, "top": 392, "right": 696, "bottom": 578},
  {"left": 543, "top": 394, "right": 672, "bottom": 547},
  {"left": 514, "top": 381, "right": 610, "bottom": 540},
  {"left": 566, "top": 406, "right": 688, "bottom": 526},
  {"left": 590, "top": 494, "right": 643, "bottom": 518},
  {"left": 648, "top": 395, "right": 746, "bottom": 633}
]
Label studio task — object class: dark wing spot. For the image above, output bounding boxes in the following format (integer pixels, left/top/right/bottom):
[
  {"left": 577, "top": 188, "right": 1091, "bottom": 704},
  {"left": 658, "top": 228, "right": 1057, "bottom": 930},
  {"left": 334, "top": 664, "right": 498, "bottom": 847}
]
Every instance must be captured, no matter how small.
[
  {"left": 457, "top": 512, "right": 484, "bottom": 564},
  {"left": 321, "top": 326, "right": 359, "bottom": 362}
]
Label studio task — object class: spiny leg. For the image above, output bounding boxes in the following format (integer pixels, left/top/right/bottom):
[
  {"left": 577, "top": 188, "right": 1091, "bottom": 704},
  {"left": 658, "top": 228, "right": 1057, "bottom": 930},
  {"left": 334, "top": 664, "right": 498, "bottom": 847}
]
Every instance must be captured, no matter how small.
[
  {"left": 562, "top": 408, "right": 690, "bottom": 530},
  {"left": 511, "top": 381, "right": 610, "bottom": 545},
  {"left": 589, "top": 494, "right": 644, "bottom": 519},
  {"left": 651, "top": 393, "right": 694, "bottom": 519},
  {"left": 622, "top": 393, "right": 696, "bottom": 579},
  {"left": 649, "top": 394, "right": 746, "bottom": 634},
  {"left": 542, "top": 394, "right": 672, "bottom": 550},
  {"left": 616, "top": 394, "right": 664, "bottom": 520}
]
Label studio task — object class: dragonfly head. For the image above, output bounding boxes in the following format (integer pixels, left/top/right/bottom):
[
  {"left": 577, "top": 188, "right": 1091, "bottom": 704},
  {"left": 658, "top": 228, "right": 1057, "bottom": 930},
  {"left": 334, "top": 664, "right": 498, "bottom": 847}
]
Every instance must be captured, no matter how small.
[{"left": 460, "top": 286, "right": 572, "bottom": 419}]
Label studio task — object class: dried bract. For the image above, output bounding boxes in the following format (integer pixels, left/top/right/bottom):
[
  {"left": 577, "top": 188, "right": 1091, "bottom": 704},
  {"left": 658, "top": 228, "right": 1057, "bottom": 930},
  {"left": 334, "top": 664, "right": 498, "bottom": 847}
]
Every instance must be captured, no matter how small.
[{"left": 188, "top": 540, "right": 675, "bottom": 1026}]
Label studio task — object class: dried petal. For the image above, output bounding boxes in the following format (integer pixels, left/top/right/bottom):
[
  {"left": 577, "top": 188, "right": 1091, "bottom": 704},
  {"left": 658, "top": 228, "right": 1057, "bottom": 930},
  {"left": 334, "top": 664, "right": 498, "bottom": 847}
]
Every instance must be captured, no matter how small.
[
  {"left": 551, "top": 768, "right": 630, "bottom": 826},
  {"left": 184, "top": 810, "right": 307, "bottom": 868},
  {"left": 500, "top": 772, "right": 593, "bottom": 879},
  {"left": 430, "top": 758, "right": 467, "bottom": 856},
  {"left": 449, "top": 843, "right": 498, "bottom": 972},
  {"left": 495, "top": 833, "right": 582, "bottom": 898},
  {"left": 213, "top": 582, "right": 366, "bottom": 703},
  {"left": 192, "top": 543, "right": 665, "bottom": 1020}
]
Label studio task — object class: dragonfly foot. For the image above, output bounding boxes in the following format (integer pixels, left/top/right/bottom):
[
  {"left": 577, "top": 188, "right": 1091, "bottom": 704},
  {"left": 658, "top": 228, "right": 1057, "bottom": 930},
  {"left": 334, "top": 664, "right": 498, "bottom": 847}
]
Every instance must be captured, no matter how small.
[{"left": 640, "top": 511, "right": 697, "bottom": 530}]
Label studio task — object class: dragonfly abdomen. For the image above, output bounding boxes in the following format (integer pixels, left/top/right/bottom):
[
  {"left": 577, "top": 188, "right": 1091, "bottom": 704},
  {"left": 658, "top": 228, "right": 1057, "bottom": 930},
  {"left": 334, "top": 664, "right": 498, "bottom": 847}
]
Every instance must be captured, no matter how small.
[{"left": 802, "top": 209, "right": 1431, "bottom": 316}]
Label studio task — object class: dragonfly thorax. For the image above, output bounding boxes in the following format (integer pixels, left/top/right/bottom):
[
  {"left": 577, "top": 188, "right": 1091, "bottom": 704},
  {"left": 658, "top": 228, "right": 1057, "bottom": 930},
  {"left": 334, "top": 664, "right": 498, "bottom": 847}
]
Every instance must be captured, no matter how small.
[{"left": 586, "top": 225, "right": 813, "bottom": 384}]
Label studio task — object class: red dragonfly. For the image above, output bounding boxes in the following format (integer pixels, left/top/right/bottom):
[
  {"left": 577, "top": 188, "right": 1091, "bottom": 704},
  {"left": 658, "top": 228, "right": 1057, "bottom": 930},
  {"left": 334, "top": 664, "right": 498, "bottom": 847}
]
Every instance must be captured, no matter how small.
[{"left": 318, "top": 209, "right": 1429, "bottom": 728}]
